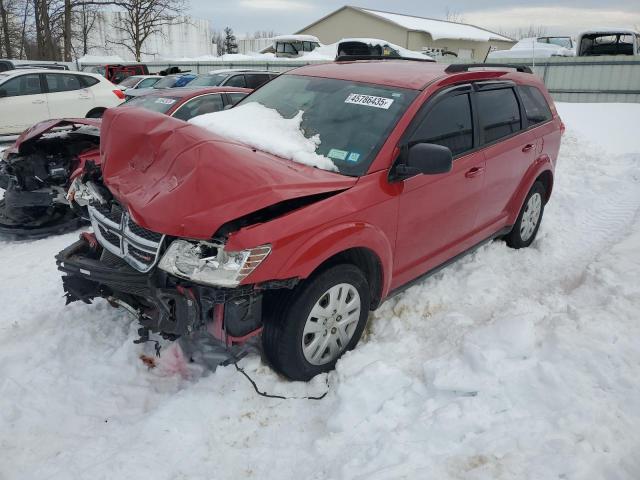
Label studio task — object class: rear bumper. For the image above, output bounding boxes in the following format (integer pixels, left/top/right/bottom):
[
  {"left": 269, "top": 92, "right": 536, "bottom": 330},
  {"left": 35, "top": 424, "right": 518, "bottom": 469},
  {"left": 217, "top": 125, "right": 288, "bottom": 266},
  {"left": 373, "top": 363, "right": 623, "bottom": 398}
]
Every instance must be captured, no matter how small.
[{"left": 56, "top": 236, "right": 265, "bottom": 342}]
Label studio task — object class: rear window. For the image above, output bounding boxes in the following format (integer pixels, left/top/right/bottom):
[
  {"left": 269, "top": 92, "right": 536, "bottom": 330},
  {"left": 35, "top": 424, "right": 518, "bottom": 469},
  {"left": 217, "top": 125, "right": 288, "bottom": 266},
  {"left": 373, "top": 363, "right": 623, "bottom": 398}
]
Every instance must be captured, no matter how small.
[
  {"left": 122, "top": 95, "right": 180, "bottom": 114},
  {"left": 477, "top": 88, "right": 522, "bottom": 143},
  {"left": 188, "top": 74, "right": 228, "bottom": 87},
  {"left": 118, "top": 76, "right": 142, "bottom": 88},
  {"left": 518, "top": 86, "right": 552, "bottom": 125},
  {"left": 245, "top": 74, "right": 270, "bottom": 89}
]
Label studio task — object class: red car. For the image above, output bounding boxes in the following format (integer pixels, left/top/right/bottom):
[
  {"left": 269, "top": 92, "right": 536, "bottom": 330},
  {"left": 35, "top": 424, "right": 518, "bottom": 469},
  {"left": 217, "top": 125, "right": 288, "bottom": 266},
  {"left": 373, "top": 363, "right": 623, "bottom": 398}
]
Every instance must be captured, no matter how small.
[
  {"left": 57, "top": 61, "right": 563, "bottom": 381},
  {"left": 0, "top": 86, "right": 250, "bottom": 238}
]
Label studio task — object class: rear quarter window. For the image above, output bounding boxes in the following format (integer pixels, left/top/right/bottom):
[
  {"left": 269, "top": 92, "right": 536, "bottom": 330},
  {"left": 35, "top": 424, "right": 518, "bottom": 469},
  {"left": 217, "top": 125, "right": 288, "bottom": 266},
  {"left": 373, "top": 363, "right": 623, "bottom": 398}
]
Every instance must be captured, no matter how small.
[
  {"left": 477, "top": 88, "right": 522, "bottom": 143},
  {"left": 518, "top": 85, "right": 552, "bottom": 125}
]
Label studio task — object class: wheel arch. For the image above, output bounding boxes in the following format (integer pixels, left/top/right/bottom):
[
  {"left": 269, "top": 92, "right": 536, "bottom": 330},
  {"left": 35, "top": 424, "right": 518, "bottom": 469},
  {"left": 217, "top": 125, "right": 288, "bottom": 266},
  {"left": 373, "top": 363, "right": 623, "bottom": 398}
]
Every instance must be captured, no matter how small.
[
  {"left": 507, "top": 158, "right": 554, "bottom": 225},
  {"left": 274, "top": 222, "right": 394, "bottom": 309},
  {"left": 85, "top": 107, "right": 106, "bottom": 118}
]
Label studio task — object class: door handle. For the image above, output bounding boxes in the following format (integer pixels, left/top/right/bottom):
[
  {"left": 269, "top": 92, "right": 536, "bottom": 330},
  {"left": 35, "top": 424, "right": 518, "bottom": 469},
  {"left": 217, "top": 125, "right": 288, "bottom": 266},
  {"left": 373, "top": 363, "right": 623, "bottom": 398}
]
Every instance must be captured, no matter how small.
[
  {"left": 522, "top": 144, "right": 534, "bottom": 152},
  {"left": 32, "top": 99, "right": 45, "bottom": 104},
  {"left": 465, "top": 167, "right": 485, "bottom": 178}
]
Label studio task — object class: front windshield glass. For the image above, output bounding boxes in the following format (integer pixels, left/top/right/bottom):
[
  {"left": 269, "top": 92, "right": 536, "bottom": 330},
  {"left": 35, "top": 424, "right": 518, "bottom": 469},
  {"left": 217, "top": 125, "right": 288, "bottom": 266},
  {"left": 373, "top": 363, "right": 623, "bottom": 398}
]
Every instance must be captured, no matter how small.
[
  {"left": 542, "top": 37, "right": 572, "bottom": 49},
  {"left": 122, "top": 95, "right": 180, "bottom": 114},
  {"left": 188, "top": 73, "right": 228, "bottom": 87},
  {"left": 235, "top": 75, "right": 418, "bottom": 176},
  {"left": 153, "top": 76, "right": 178, "bottom": 88}
]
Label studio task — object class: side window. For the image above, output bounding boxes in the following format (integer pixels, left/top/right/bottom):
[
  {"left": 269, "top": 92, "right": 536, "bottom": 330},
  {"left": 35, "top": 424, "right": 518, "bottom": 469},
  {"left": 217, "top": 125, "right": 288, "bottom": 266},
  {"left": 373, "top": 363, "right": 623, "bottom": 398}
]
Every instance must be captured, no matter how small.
[
  {"left": 46, "top": 73, "right": 83, "bottom": 93},
  {"left": 518, "top": 85, "right": 552, "bottom": 125},
  {"left": 225, "top": 75, "right": 246, "bottom": 88},
  {"left": 245, "top": 74, "right": 269, "bottom": 89},
  {"left": 1, "top": 74, "right": 42, "bottom": 96},
  {"left": 476, "top": 88, "right": 521, "bottom": 143},
  {"left": 410, "top": 93, "right": 473, "bottom": 156},
  {"left": 228, "top": 92, "right": 248, "bottom": 105},
  {"left": 172, "top": 94, "right": 224, "bottom": 121},
  {"left": 80, "top": 75, "right": 99, "bottom": 87},
  {"left": 138, "top": 78, "right": 158, "bottom": 88}
]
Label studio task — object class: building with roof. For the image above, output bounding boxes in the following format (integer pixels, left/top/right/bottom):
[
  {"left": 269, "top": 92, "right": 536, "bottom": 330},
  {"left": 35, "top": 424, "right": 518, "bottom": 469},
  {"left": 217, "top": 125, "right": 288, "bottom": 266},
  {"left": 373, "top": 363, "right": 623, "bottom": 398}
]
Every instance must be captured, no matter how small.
[{"left": 295, "top": 6, "right": 515, "bottom": 60}]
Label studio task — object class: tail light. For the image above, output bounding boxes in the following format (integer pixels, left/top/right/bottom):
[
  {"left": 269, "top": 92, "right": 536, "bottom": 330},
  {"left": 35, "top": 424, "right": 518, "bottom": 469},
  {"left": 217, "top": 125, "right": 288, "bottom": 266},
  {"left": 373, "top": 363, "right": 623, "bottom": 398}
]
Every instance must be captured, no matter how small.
[{"left": 113, "top": 89, "right": 125, "bottom": 100}]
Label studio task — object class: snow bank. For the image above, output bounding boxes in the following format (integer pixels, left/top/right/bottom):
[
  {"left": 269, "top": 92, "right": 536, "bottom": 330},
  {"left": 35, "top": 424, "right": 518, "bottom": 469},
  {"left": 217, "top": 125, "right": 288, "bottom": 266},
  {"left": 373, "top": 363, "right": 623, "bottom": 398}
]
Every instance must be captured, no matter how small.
[
  {"left": 1, "top": 103, "right": 640, "bottom": 479},
  {"left": 190, "top": 103, "right": 337, "bottom": 171},
  {"left": 78, "top": 54, "right": 125, "bottom": 64}
]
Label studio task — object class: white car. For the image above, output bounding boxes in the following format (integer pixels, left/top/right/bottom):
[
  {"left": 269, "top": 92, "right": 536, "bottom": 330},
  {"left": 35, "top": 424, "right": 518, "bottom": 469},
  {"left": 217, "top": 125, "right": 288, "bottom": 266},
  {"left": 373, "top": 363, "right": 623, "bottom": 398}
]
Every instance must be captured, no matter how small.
[
  {"left": 488, "top": 37, "right": 575, "bottom": 59},
  {"left": 0, "top": 69, "right": 125, "bottom": 136}
]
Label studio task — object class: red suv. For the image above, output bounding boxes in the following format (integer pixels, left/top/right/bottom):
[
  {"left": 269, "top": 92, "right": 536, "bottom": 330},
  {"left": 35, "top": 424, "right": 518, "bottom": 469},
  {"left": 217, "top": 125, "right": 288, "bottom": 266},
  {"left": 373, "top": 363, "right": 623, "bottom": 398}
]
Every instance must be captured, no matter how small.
[{"left": 57, "top": 60, "right": 562, "bottom": 381}]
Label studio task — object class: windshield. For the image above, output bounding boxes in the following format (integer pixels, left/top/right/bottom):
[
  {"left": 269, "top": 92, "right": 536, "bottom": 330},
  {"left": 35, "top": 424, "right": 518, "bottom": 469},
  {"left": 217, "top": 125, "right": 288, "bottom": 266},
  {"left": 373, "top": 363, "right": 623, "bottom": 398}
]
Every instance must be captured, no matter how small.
[
  {"left": 153, "top": 76, "right": 178, "bottom": 88},
  {"left": 122, "top": 95, "right": 180, "bottom": 114},
  {"left": 235, "top": 75, "right": 417, "bottom": 176},
  {"left": 188, "top": 73, "right": 228, "bottom": 87},
  {"left": 541, "top": 37, "right": 573, "bottom": 49},
  {"left": 118, "top": 76, "right": 142, "bottom": 88}
]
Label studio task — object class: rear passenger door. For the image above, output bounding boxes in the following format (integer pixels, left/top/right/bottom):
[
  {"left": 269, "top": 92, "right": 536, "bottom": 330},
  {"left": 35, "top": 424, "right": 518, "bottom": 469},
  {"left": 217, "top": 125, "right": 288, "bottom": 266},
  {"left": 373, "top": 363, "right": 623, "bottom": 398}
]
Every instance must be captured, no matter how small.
[
  {"left": 473, "top": 84, "right": 537, "bottom": 231},
  {"left": 393, "top": 87, "right": 486, "bottom": 286},
  {"left": 44, "top": 73, "right": 93, "bottom": 118}
]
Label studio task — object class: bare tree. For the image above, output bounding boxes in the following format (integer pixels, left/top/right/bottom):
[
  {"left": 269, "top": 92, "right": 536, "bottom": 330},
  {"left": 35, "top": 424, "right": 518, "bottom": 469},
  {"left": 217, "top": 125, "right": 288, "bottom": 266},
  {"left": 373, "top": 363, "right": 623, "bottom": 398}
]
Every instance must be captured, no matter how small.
[
  {"left": 71, "top": 2, "right": 101, "bottom": 56},
  {"left": 105, "top": 0, "right": 187, "bottom": 61},
  {"left": 499, "top": 25, "right": 548, "bottom": 40},
  {"left": 253, "top": 29, "right": 277, "bottom": 39},
  {"left": 212, "top": 29, "right": 224, "bottom": 56},
  {"left": 445, "top": 8, "right": 465, "bottom": 23}
]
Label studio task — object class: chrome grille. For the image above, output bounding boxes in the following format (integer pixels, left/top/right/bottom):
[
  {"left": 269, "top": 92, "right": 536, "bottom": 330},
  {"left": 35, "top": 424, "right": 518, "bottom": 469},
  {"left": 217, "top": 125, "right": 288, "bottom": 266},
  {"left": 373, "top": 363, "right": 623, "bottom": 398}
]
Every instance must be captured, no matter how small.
[{"left": 88, "top": 205, "right": 165, "bottom": 273}]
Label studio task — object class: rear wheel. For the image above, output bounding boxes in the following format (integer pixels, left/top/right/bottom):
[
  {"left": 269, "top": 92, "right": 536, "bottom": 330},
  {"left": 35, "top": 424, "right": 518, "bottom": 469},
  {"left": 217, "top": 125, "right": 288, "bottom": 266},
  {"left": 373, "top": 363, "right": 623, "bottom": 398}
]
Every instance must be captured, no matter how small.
[
  {"left": 505, "top": 181, "right": 546, "bottom": 249},
  {"left": 263, "top": 264, "right": 370, "bottom": 381}
]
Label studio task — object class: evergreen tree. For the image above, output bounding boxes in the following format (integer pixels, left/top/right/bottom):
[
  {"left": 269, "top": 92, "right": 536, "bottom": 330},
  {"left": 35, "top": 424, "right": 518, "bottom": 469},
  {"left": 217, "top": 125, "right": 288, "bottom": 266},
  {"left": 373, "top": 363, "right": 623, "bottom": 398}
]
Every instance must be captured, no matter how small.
[{"left": 223, "top": 26, "right": 238, "bottom": 54}]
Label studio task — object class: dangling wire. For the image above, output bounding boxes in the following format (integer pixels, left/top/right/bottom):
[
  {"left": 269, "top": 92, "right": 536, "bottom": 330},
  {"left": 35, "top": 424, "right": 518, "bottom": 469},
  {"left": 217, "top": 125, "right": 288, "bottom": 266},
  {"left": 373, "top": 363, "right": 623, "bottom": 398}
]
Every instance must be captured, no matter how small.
[{"left": 233, "top": 363, "right": 330, "bottom": 400}]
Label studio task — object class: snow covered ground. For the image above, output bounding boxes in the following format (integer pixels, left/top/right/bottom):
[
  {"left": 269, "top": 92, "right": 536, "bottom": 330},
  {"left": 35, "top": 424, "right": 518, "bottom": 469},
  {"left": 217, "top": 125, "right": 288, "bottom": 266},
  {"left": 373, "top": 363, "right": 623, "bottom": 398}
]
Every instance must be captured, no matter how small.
[{"left": 1, "top": 103, "right": 640, "bottom": 479}]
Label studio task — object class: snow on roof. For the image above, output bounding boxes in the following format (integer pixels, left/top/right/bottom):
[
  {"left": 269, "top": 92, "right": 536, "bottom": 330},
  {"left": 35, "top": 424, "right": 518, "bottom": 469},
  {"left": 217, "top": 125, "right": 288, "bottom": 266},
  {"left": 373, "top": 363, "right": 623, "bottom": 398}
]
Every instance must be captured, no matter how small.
[
  {"left": 359, "top": 8, "right": 514, "bottom": 43},
  {"left": 274, "top": 34, "right": 321, "bottom": 43},
  {"left": 78, "top": 54, "right": 125, "bottom": 64},
  {"left": 578, "top": 27, "right": 639, "bottom": 36}
]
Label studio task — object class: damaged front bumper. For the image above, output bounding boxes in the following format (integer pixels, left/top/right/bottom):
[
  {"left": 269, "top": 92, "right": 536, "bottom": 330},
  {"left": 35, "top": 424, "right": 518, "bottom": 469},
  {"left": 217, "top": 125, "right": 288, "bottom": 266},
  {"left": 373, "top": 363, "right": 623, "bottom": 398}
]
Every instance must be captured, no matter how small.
[{"left": 56, "top": 234, "right": 284, "bottom": 345}]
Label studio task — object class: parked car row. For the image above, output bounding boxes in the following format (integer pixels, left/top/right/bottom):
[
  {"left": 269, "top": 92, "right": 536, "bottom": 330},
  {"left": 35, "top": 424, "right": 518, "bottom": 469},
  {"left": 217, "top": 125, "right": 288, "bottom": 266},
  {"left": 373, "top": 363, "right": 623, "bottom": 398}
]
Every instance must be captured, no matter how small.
[{"left": 0, "top": 68, "right": 276, "bottom": 136}]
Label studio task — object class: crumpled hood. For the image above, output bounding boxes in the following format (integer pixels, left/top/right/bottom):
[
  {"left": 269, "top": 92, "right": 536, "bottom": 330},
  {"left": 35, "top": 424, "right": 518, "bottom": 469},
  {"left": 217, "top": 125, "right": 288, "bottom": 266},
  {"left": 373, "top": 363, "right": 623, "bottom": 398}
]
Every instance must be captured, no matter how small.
[
  {"left": 100, "top": 108, "right": 357, "bottom": 239},
  {"left": 9, "top": 118, "right": 101, "bottom": 156}
]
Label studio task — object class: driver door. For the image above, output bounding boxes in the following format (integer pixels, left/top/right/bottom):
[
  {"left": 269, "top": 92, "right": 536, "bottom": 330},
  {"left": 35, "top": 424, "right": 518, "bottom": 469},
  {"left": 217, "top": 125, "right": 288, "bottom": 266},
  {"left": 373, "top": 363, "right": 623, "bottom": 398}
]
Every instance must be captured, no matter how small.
[
  {"left": 392, "top": 88, "right": 486, "bottom": 288},
  {"left": 0, "top": 73, "right": 50, "bottom": 135}
]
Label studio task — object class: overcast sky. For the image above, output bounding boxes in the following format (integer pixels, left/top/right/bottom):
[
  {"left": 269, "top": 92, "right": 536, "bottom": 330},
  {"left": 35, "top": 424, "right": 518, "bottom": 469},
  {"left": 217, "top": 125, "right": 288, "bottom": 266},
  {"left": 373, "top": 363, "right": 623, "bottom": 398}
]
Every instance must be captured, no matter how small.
[{"left": 190, "top": 0, "right": 640, "bottom": 38}]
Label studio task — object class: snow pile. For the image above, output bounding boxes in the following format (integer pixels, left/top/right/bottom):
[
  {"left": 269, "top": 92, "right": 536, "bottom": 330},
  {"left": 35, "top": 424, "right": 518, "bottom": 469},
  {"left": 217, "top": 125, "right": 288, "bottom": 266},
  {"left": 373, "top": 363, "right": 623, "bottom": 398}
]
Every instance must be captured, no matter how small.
[
  {"left": 190, "top": 102, "right": 337, "bottom": 171},
  {"left": 1, "top": 103, "right": 640, "bottom": 479},
  {"left": 78, "top": 54, "right": 125, "bottom": 64}
]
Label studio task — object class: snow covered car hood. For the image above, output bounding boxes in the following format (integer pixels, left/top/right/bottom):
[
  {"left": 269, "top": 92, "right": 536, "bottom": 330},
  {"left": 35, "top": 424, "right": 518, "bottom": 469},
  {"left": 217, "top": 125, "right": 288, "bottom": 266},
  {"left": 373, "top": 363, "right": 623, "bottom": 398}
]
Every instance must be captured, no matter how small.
[
  {"left": 8, "top": 118, "right": 101, "bottom": 156},
  {"left": 100, "top": 108, "right": 357, "bottom": 240}
]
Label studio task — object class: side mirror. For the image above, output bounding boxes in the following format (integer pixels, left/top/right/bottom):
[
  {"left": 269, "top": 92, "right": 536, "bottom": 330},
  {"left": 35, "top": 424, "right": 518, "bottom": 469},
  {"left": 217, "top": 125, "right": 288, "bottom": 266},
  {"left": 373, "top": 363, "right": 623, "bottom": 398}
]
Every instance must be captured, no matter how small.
[
  {"left": 0, "top": 89, "right": 7, "bottom": 98},
  {"left": 395, "top": 143, "right": 453, "bottom": 179}
]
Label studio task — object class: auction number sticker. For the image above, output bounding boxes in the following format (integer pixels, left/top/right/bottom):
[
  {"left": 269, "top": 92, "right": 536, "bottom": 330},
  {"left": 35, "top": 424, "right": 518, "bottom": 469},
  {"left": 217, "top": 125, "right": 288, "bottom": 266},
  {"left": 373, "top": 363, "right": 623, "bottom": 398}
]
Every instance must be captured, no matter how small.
[
  {"left": 345, "top": 93, "right": 394, "bottom": 109},
  {"left": 155, "top": 98, "right": 176, "bottom": 105}
]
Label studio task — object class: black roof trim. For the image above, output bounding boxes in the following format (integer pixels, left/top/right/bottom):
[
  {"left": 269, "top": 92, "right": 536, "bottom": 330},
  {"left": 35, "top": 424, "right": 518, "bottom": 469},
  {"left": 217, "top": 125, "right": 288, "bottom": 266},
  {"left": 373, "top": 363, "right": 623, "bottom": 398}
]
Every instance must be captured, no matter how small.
[{"left": 445, "top": 63, "right": 533, "bottom": 74}]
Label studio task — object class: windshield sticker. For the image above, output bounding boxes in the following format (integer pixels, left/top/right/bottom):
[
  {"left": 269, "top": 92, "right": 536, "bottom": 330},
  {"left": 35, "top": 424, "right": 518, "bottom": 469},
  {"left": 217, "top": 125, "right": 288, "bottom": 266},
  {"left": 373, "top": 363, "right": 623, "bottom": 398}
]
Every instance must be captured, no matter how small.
[
  {"left": 345, "top": 93, "right": 394, "bottom": 109},
  {"left": 328, "top": 148, "right": 348, "bottom": 160},
  {"left": 347, "top": 152, "right": 361, "bottom": 162},
  {"left": 155, "top": 98, "right": 176, "bottom": 105}
]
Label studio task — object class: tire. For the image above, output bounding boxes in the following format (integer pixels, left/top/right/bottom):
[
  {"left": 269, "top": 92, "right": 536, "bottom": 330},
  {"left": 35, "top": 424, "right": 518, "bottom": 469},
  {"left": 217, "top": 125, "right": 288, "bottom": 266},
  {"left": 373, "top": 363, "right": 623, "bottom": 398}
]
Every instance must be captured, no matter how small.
[
  {"left": 86, "top": 108, "right": 105, "bottom": 119},
  {"left": 263, "top": 264, "right": 371, "bottom": 381},
  {"left": 505, "top": 181, "right": 546, "bottom": 249}
]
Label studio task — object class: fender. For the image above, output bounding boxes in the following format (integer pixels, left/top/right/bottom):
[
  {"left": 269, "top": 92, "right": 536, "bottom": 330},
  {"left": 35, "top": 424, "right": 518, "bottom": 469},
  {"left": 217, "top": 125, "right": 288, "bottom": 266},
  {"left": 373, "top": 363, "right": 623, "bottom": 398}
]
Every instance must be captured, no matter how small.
[
  {"left": 276, "top": 220, "right": 394, "bottom": 299},
  {"left": 506, "top": 154, "right": 554, "bottom": 225}
]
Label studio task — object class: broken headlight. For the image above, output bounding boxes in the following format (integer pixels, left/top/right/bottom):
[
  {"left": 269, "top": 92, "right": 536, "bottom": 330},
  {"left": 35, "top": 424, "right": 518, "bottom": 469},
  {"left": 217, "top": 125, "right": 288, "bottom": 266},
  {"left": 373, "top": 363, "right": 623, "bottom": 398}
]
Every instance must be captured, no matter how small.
[{"left": 158, "top": 240, "right": 271, "bottom": 288}]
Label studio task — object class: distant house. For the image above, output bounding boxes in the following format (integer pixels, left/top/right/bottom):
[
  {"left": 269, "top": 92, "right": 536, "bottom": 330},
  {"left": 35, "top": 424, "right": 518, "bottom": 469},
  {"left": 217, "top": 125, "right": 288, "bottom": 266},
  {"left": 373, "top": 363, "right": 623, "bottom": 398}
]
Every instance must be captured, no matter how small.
[{"left": 295, "top": 6, "right": 515, "bottom": 60}]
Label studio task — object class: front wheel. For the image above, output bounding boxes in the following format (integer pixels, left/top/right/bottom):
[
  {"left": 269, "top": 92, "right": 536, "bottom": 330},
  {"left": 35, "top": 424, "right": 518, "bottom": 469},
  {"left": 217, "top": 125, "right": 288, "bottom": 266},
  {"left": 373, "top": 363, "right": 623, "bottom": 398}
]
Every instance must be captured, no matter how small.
[
  {"left": 263, "top": 264, "right": 370, "bottom": 381},
  {"left": 505, "top": 181, "right": 546, "bottom": 249}
]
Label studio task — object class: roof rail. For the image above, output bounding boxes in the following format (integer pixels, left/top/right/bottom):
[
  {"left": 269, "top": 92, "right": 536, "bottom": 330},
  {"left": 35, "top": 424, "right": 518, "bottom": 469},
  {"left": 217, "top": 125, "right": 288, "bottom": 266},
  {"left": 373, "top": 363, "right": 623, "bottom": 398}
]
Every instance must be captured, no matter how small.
[
  {"left": 445, "top": 63, "right": 533, "bottom": 74},
  {"left": 335, "top": 55, "right": 435, "bottom": 63}
]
